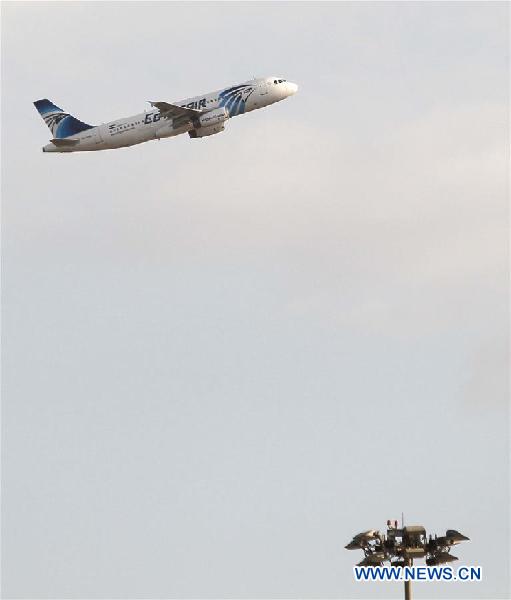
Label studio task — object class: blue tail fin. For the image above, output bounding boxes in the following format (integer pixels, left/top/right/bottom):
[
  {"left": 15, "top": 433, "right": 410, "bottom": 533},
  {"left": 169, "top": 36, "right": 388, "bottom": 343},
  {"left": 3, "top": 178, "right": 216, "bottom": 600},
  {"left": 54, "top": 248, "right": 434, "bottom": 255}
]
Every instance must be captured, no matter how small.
[{"left": 34, "top": 99, "right": 94, "bottom": 139}]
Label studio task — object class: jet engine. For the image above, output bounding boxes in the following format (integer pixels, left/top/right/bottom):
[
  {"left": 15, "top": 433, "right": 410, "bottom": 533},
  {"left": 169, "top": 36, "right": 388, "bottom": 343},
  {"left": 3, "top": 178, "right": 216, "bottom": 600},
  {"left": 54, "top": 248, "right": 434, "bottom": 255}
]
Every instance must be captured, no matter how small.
[
  {"left": 189, "top": 122, "right": 225, "bottom": 138},
  {"left": 188, "top": 107, "right": 228, "bottom": 138},
  {"left": 196, "top": 107, "right": 228, "bottom": 128}
]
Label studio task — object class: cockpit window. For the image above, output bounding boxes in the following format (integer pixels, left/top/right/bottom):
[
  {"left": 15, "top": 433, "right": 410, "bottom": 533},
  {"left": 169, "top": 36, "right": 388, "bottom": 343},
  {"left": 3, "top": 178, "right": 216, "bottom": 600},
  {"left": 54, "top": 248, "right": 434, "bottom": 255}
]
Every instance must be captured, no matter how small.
[{"left": 274, "top": 79, "right": 278, "bottom": 84}]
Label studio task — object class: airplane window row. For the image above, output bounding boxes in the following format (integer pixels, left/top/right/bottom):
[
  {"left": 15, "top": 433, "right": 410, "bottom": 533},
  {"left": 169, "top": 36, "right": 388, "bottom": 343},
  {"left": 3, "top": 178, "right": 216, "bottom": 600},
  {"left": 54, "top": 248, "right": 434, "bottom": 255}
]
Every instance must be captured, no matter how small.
[{"left": 113, "top": 122, "right": 142, "bottom": 131}]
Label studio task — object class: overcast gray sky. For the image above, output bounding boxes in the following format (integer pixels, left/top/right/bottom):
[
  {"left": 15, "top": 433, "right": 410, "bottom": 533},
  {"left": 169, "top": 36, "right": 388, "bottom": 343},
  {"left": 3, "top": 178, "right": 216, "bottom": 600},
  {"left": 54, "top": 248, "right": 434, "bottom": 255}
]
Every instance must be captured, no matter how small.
[{"left": 1, "top": 2, "right": 509, "bottom": 598}]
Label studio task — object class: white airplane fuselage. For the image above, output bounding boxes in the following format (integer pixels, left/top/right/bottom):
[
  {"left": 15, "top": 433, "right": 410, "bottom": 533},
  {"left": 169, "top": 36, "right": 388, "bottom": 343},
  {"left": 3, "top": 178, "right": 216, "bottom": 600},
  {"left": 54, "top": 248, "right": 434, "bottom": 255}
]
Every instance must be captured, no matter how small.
[{"left": 38, "top": 76, "right": 298, "bottom": 153}]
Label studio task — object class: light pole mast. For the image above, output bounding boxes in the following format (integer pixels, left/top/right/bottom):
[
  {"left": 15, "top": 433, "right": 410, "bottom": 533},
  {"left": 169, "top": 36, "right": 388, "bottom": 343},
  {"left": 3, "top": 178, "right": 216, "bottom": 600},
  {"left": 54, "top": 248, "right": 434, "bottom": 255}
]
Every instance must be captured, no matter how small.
[
  {"left": 345, "top": 519, "right": 469, "bottom": 600},
  {"left": 404, "top": 556, "right": 412, "bottom": 600}
]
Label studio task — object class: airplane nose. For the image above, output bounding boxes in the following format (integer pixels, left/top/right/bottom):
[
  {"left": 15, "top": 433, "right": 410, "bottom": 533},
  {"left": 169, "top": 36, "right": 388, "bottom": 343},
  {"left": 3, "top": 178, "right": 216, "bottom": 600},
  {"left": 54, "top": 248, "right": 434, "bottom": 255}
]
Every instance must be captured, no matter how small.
[{"left": 287, "top": 82, "right": 298, "bottom": 95}]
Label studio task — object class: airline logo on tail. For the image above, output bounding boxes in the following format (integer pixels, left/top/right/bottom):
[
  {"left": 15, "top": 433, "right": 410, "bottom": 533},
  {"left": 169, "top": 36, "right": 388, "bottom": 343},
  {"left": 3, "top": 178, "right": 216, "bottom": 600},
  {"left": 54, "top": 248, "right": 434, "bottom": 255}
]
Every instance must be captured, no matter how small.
[{"left": 34, "top": 99, "right": 93, "bottom": 139}]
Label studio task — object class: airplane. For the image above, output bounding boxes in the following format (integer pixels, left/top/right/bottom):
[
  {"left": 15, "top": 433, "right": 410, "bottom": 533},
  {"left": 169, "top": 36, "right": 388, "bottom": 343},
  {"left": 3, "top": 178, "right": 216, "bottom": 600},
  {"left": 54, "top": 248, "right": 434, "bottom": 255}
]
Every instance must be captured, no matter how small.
[{"left": 34, "top": 76, "right": 298, "bottom": 153}]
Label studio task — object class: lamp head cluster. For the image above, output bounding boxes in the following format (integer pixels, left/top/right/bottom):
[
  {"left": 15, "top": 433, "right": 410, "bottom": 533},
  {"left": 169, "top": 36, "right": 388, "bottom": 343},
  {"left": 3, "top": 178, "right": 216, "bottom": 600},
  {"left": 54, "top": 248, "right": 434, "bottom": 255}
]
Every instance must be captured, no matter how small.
[{"left": 345, "top": 520, "right": 469, "bottom": 567}]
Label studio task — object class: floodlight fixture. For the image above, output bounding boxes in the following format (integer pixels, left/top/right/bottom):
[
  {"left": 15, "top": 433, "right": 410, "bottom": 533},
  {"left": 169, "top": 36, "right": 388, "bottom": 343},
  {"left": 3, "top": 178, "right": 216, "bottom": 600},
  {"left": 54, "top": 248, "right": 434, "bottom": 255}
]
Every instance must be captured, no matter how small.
[
  {"left": 345, "top": 518, "right": 469, "bottom": 599},
  {"left": 445, "top": 530, "right": 470, "bottom": 543}
]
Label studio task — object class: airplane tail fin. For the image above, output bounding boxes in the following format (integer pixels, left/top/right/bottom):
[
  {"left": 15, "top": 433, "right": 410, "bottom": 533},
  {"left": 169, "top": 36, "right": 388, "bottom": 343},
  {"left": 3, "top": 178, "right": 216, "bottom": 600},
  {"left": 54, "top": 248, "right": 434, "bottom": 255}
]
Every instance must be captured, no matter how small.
[{"left": 33, "top": 99, "right": 94, "bottom": 139}]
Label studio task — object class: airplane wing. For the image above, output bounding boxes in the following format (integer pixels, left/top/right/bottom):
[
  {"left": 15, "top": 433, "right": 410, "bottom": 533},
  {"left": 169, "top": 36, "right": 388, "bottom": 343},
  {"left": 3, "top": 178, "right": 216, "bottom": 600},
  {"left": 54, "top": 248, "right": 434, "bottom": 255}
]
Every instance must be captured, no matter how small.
[
  {"left": 150, "top": 101, "right": 201, "bottom": 119},
  {"left": 150, "top": 101, "right": 203, "bottom": 129}
]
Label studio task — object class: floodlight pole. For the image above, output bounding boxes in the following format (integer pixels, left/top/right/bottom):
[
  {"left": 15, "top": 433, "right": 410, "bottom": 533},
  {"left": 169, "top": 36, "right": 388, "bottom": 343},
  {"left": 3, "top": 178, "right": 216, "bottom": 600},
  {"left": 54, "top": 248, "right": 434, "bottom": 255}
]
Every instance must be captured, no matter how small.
[{"left": 404, "top": 557, "right": 412, "bottom": 600}]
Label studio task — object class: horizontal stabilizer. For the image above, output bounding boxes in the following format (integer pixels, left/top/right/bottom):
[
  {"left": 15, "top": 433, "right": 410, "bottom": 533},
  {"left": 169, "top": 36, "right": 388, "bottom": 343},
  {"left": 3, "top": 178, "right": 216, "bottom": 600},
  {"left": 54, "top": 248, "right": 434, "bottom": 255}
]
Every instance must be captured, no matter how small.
[{"left": 50, "top": 138, "right": 80, "bottom": 146}]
